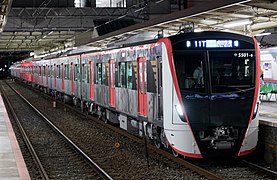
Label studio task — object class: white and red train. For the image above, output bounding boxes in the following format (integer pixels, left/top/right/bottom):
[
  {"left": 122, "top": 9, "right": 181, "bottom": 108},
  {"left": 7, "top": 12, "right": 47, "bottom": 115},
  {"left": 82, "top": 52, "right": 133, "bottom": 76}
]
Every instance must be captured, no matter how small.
[{"left": 11, "top": 31, "right": 260, "bottom": 158}]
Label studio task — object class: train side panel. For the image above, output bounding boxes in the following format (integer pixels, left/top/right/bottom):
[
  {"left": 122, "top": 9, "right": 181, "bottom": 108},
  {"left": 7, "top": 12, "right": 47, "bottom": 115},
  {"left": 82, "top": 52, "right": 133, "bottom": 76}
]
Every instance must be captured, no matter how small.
[{"left": 160, "top": 39, "right": 202, "bottom": 158}]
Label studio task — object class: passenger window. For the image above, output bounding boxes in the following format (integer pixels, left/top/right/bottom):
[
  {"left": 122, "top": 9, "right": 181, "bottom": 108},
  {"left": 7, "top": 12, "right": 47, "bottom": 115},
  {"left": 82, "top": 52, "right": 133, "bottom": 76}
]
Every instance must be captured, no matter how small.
[
  {"left": 50, "top": 65, "right": 53, "bottom": 77},
  {"left": 48, "top": 66, "right": 50, "bottom": 77},
  {"left": 64, "top": 64, "right": 67, "bottom": 79},
  {"left": 146, "top": 60, "right": 157, "bottom": 93},
  {"left": 39, "top": 66, "right": 42, "bottom": 76},
  {"left": 119, "top": 62, "right": 126, "bottom": 88},
  {"left": 43, "top": 66, "right": 46, "bottom": 76},
  {"left": 139, "top": 63, "right": 142, "bottom": 92},
  {"left": 87, "top": 64, "right": 89, "bottom": 83},
  {"left": 70, "top": 63, "right": 73, "bottom": 80},
  {"left": 67, "top": 64, "right": 70, "bottom": 80},
  {"left": 127, "top": 62, "right": 133, "bottom": 89},
  {"left": 82, "top": 64, "right": 89, "bottom": 83},
  {"left": 65, "top": 64, "right": 70, "bottom": 80},
  {"left": 96, "top": 63, "right": 102, "bottom": 84},
  {"left": 74, "top": 64, "right": 80, "bottom": 81},
  {"left": 57, "top": 65, "right": 61, "bottom": 78},
  {"left": 102, "top": 63, "right": 108, "bottom": 85},
  {"left": 144, "top": 61, "right": 147, "bottom": 92}
]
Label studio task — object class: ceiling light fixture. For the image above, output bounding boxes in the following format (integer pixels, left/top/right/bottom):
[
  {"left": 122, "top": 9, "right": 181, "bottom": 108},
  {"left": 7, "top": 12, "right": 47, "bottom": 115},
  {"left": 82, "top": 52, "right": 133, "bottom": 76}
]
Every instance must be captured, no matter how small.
[
  {"left": 223, "top": 19, "right": 252, "bottom": 28},
  {"left": 255, "top": 32, "right": 271, "bottom": 37}
]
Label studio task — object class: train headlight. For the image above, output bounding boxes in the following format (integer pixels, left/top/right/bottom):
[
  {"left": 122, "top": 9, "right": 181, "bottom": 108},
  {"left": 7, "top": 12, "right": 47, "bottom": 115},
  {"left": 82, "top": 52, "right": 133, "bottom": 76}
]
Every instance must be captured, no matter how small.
[
  {"left": 175, "top": 104, "right": 186, "bottom": 122},
  {"left": 176, "top": 104, "right": 183, "bottom": 116}
]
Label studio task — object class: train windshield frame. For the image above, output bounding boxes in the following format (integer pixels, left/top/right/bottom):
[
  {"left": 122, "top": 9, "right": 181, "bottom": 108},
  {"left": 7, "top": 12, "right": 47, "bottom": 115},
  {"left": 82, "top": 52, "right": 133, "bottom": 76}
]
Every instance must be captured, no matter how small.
[{"left": 174, "top": 49, "right": 255, "bottom": 94}]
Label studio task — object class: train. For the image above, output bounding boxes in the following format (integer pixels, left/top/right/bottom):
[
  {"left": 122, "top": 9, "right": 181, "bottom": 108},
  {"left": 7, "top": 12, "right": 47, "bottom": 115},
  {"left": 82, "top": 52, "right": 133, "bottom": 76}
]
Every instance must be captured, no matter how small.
[{"left": 10, "top": 31, "right": 260, "bottom": 158}]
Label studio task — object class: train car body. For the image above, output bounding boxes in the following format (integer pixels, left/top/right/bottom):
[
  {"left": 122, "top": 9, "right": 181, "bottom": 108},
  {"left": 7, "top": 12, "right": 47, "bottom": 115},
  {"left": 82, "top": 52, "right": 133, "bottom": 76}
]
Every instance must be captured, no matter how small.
[{"left": 11, "top": 31, "right": 260, "bottom": 158}]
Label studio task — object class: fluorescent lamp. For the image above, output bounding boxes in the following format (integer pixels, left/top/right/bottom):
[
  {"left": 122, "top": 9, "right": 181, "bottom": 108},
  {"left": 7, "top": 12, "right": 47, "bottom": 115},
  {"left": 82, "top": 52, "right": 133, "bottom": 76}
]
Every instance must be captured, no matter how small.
[
  {"left": 255, "top": 32, "right": 271, "bottom": 37},
  {"left": 194, "top": 28, "right": 204, "bottom": 32},
  {"left": 223, "top": 19, "right": 252, "bottom": 28}
]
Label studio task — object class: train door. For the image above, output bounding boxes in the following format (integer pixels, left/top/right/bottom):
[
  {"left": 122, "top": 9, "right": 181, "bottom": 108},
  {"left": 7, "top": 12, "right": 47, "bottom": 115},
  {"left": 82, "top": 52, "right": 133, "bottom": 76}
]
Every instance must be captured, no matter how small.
[
  {"left": 71, "top": 62, "right": 74, "bottom": 95},
  {"left": 109, "top": 60, "right": 116, "bottom": 107},
  {"left": 89, "top": 61, "right": 94, "bottom": 101},
  {"left": 138, "top": 57, "right": 148, "bottom": 117},
  {"left": 62, "top": 63, "right": 65, "bottom": 92}
]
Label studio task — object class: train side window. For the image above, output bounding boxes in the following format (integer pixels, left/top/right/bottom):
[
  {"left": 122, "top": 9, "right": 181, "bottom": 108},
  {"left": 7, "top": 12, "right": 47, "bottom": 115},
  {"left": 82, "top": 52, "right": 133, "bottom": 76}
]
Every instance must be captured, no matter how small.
[
  {"left": 48, "top": 65, "right": 50, "bottom": 77},
  {"left": 82, "top": 64, "right": 89, "bottom": 83},
  {"left": 61, "top": 63, "right": 64, "bottom": 79},
  {"left": 87, "top": 63, "right": 89, "bottom": 83},
  {"left": 74, "top": 64, "right": 80, "bottom": 81},
  {"left": 64, "top": 64, "right": 67, "bottom": 80},
  {"left": 114, "top": 63, "right": 118, "bottom": 87},
  {"left": 67, "top": 64, "right": 70, "bottom": 80},
  {"left": 119, "top": 62, "right": 126, "bottom": 88},
  {"left": 102, "top": 63, "right": 108, "bottom": 85},
  {"left": 144, "top": 61, "right": 147, "bottom": 92},
  {"left": 50, "top": 65, "right": 53, "bottom": 77},
  {"left": 57, "top": 65, "right": 61, "bottom": 78},
  {"left": 147, "top": 60, "right": 157, "bottom": 93},
  {"left": 39, "top": 66, "right": 42, "bottom": 76},
  {"left": 43, "top": 66, "right": 46, "bottom": 76},
  {"left": 96, "top": 63, "right": 102, "bottom": 84},
  {"left": 139, "top": 62, "right": 143, "bottom": 92},
  {"left": 127, "top": 62, "right": 133, "bottom": 89},
  {"left": 70, "top": 63, "right": 74, "bottom": 80}
]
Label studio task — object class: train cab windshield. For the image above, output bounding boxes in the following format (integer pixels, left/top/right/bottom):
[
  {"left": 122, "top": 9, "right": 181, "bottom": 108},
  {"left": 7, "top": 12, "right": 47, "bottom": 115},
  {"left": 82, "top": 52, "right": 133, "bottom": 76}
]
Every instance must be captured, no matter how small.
[{"left": 174, "top": 50, "right": 255, "bottom": 94}]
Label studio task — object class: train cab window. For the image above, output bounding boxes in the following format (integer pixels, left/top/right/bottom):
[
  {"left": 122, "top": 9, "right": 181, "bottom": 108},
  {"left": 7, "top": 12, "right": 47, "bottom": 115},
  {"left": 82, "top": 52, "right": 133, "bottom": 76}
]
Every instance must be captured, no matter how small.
[
  {"left": 119, "top": 62, "right": 126, "bottom": 88},
  {"left": 209, "top": 51, "right": 255, "bottom": 93},
  {"left": 174, "top": 52, "right": 206, "bottom": 93},
  {"left": 74, "top": 64, "right": 80, "bottom": 81}
]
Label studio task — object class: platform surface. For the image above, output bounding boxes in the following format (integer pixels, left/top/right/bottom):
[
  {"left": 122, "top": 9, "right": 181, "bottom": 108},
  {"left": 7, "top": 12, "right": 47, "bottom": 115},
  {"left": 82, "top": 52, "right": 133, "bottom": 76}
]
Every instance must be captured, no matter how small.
[
  {"left": 0, "top": 95, "right": 30, "bottom": 180},
  {"left": 259, "top": 95, "right": 277, "bottom": 127}
]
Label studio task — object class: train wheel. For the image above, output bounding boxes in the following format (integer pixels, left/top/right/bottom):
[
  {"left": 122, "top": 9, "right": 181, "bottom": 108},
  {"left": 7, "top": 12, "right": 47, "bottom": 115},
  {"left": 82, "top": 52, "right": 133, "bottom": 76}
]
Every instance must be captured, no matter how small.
[
  {"left": 154, "top": 138, "right": 162, "bottom": 149},
  {"left": 172, "top": 149, "right": 179, "bottom": 157},
  {"left": 160, "top": 129, "right": 169, "bottom": 149}
]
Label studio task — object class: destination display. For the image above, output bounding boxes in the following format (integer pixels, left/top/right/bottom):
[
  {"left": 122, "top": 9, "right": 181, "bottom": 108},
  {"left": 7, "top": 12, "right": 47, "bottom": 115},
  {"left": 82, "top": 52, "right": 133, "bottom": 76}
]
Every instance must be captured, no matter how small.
[{"left": 186, "top": 40, "right": 239, "bottom": 48}]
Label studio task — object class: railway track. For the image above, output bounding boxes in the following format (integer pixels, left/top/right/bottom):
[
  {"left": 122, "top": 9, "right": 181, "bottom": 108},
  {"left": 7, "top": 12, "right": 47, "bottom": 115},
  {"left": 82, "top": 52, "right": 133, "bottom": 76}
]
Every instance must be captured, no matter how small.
[
  {"left": 0, "top": 81, "right": 112, "bottom": 179},
  {"left": 8, "top": 79, "right": 277, "bottom": 179}
]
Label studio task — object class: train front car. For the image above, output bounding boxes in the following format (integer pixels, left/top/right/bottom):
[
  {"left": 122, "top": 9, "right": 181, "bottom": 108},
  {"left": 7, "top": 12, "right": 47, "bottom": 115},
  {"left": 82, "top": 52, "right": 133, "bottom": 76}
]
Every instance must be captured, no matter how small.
[{"left": 163, "top": 32, "right": 260, "bottom": 158}]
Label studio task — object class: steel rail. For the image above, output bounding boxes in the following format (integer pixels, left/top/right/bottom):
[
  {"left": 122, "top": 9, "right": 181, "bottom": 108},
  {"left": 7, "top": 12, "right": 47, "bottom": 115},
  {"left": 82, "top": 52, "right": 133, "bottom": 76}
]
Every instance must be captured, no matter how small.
[
  {"left": 240, "top": 159, "right": 277, "bottom": 179},
  {"left": 21, "top": 82, "right": 223, "bottom": 180},
  {"left": 0, "top": 84, "right": 49, "bottom": 180},
  {"left": 5, "top": 81, "right": 113, "bottom": 180}
]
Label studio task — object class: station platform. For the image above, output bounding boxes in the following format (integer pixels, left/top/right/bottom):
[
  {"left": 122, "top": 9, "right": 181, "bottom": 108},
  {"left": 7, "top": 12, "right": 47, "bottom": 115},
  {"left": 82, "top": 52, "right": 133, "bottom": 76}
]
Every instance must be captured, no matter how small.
[
  {"left": 258, "top": 96, "right": 277, "bottom": 171},
  {"left": 0, "top": 95, "right": 30, "bottom": 180}
]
